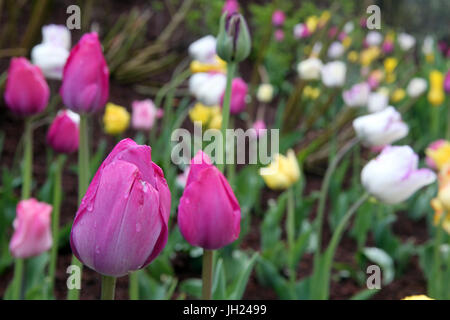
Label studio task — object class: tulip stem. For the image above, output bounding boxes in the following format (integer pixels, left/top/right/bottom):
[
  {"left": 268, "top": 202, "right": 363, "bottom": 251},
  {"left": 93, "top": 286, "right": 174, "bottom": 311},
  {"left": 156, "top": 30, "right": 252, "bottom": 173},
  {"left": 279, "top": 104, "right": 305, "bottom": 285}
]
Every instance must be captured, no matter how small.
[
  {"left": 219, "top": 62, "right": 236, "bottom": 173},
  {"left": 101, "top": 275, "right": 117, "bottom": 300},
  {"left": 48, "top": 154, "right": 66, "bottom": 297},
  {"left": 202, "top": 249, "right": 214, "bottom": 300},
  {"left": 286, "top": 187, "right": 296, "bottom": 287},
  {"left": 68, "top": 114, "right": 90, "bottom": 300},
  {"left": 129, "top": 271, "right": 139, "bottom": 300},
  {"left": 430, "top": 213, "right": 445, "bottom": 298},
  {"left": 310, "top": 137, "right": 361, "bottom": 299},
  {"left": 11, "top": 117, "right": 34, "bottom": 299}
]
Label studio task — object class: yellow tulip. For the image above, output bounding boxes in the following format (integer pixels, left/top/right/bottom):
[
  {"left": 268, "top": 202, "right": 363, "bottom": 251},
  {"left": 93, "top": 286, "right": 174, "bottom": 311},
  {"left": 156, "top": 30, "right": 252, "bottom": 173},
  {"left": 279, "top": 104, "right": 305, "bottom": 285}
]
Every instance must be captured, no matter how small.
[
  {"left": 402, "top": 295, "right": 434, "bottom": 300},
  {"left": 383, "top": 57, "right": 398, "bottom": 74},
  {"left": 103, "top": 103, "right": 130, "bottom": 135},
  {"left": 347, "top": 50, "right": 359, "bottom": 63},
  {"left": 430, "top": 70, "right": 444, "bottom": 88},
  {"left": 360, "top": 47, "right": 380, "bottom": 66},
  {"left": 391, "top": 88, "right": 406, "bottom": 103},
  {"left": 318, "top": 11, "right": 331, "bottom": 26},
  {"left": 306, "top": 16, "right": 319, "bottom": 33},
  {"left": 190, "top": 56, "right": 226, "bottom": 74},
  {"left": 189, "top": 103, "right": 213, "bottom": 125},
  {"left": 428, "top": 88, "right": 445, "bottom": 106},
  {"left": 304, "top": 86, "right": 320, "bottom": 100},
  {"left": 342, "top": 36, "right": 352, "bottom": 49},
  {"left": 259, "top": 149, "right": 300, "bottom": 190},
  {"left": 431, "top": 198, "right": 450, "bottom": 235},
  {"left": 208, "top": 106, "right": 222, "bottom": 130},
  {"left": 426, "top": 141, "right": 450, "bottom": 170}
]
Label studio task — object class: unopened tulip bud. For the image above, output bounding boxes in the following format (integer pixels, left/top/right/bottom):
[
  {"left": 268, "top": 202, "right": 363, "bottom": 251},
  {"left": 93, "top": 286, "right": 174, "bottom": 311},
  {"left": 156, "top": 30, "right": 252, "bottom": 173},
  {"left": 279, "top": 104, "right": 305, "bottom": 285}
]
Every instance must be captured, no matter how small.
[
  {"left": 47, "top": 110, "right": 80, "bottom": 153},
  {"left": 216, "top": 12, "right": 251, "bottom": 63}
]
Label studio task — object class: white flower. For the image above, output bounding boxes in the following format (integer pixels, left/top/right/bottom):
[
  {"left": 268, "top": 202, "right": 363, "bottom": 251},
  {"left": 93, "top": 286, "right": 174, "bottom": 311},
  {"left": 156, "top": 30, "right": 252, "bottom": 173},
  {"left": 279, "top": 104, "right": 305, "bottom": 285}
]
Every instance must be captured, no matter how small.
[
  {"left": 188, "top": 35, "right": 217, "bottom": 63},
  {"left": 312, "top": 42, "right": 323, "bottom": 56},
  {"left": 343, "top": 21, "right": 354, "bottom": 34},
  {"left": 367, "top": 91, "right": 389, "bottom": 113},
  {"left": 422, "top": 35, "right": 434, "bottom": 55},
  {"left": 257, "top": 83, "right": 274, "bottom": 103},
  {"left": 189, "top": 72, "right": 226, "bottom": 106},
  {"left": 327, "top": 41, "right": 344, "bottom": 59},
  {"left": 342, "top": 82, "right": 370, "bottom": 107},
  {"left": 321, "top": 61, "right": 346, "bottom": 87},
  {"left": 361, "top": 145, "right": 436, "bottom": 204},
  {"left": 398, "top": 33, "right": 416, "bottom": 51},
  {"left": 297, "top": 57, "right": 323, "bottom": 80},
  {"left": 353, "top": 106, "right": 409, "bottom": 147},
  {"left": 406, "top": 78, "right": 428, "bottom": 98},
  {"left": 366, "top": 31, "right": 383, "bottom": 46},
  {"left": 31, "top": 24, "right": 71, "bottom": 80}
]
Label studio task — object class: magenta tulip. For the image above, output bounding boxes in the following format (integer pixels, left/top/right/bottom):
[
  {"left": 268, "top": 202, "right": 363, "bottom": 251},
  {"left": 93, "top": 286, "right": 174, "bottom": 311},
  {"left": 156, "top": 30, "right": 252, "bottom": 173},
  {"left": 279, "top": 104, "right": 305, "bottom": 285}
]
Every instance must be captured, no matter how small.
[
  {"left": 272, "top": 10, "right": 286, "bottom": 27},
  {"left": 70, "top": 139, "right": 171, "bottom": 276},
  {"left": 221, "top": 78, "right": 248, "bottom": 114},
  {"left": 4, "top": 57, "right": 49, "bottom": 116},
  {"left": 222, "top": 0, "right": 239, "bottom": 16},
  {"left": 47, "top": 110, "right": 80, "bottom": 153},
  {"left": 60, "top": 32, "right": 109, "bottom": 113},
  {"left": 444, "top": 70, "right": 450, "bottom": 94},
  {"left": 178, "top": 151, "right": 241, "bottom": 250},
  {"left": 10, "top": 199, "right": 52, "bottom": 258}
]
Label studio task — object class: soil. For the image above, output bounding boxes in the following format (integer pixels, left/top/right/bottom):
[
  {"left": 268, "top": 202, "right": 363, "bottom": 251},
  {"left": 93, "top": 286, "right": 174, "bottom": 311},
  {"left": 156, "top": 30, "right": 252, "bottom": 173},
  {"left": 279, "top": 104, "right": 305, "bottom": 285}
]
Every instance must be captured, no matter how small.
[{"left": 0, "top": 0, "right": 429, "bottom": 300}]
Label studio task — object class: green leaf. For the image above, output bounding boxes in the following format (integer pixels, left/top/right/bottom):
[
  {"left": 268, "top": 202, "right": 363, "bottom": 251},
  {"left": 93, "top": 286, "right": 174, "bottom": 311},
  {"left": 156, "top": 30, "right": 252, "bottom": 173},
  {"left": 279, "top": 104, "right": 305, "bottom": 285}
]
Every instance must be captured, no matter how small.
[
  {"left": 212, "top": 259, "right": 227, "bottom": 300},
  {"left": 179, "top": 278, "right": 202, "bottom": 299},
  {"left": 350, "top": 288, "right": 380, "bottom": 300},
  {"left": 228, "top": 253, "right": 259, "bottom": 299}
]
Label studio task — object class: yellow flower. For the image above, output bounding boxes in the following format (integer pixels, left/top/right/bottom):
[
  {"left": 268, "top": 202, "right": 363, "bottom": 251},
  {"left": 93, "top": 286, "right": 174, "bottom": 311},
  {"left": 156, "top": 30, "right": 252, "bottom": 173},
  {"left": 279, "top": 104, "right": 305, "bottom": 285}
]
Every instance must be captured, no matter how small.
[
  {"left": 347, "top": 50, "right": 359, "bottom": 63},
  {"left": 391, "top": 88, "right": 406, "bottom": 103},
  {"left": 189, "top": 102, "right": 213, "bottom": 125},
  {"left": 304, "top": 86, "right": 320, "bottom": 100},
  {"left": 430, "top": 70, "right": 444, "bottom": 88},
  {"left": 430, "top": 198, "right": 450, "bottom": 235},
  {"left": 103, "top": 103, "right": 130, "bottom": 135},
  {"left": 402, "top": 295, "right": 434, "bottom": 300},
  {"left": 306, "top": 16, "right": 319, "bottom": 33},
  {"left": 384, "top": 57, "right": 398, "bottom": 74},
  {"left": 360, "top": 46, "right": 380, "bottom": 66},
  {"left": 318, "top": 11, "right": 330, "bottom": 26},
  {"left": 425, "top": 53, "right": 435, "bottom": 63},
  {"left": 190, "top": 56, "right": 226, "bottom": 73},
  {"left": 342, "top": 36, "right": 352, "bottom": 49},
  {"left": 259, "top": 149, "right": 300, "bottom": 190},
  {"left": 426, "top": 141, "right": 450, "bottom": 170},
  {"left": 208, "top": 106, "right": 222, "bottom": 130},
  {"left": 428, "top": 89, "right": 445, "bottom": 106},
  {"left": 257, "top": 83, "right": 274, "bottom": 103}
]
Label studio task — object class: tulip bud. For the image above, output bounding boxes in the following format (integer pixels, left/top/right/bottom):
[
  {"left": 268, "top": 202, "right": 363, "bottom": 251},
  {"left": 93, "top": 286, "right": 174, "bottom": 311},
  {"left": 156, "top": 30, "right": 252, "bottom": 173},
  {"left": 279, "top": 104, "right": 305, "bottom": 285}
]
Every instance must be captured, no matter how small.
[
  {"left": 47, "top": 110, "right": 80, "bottom": 153},
  {"left": 216, "top": 12, "right": 251, "bottom": 63},
  {"left": 361, "top": 146, "right": 436, "bottom": 204},
  {"left": 222, "top": 0, "right": 239, "bottom": 16},
  {"left": 60, "top": 32, "right": 109, "bottom": 113},
  {"left": 70, "top": 139, "right": 171, "bottom": 276},
  {"left": 10, "top": 199, "right": 52, "bottom": 258},
  {"left": 178, "top": 151, "right": 241, "bottom": 250},
  {"left": 220, "top": 77, "right": 248, "bottom": 114},
  {"left": 4, "top": 57, "right": 50, "bottom": 116}
]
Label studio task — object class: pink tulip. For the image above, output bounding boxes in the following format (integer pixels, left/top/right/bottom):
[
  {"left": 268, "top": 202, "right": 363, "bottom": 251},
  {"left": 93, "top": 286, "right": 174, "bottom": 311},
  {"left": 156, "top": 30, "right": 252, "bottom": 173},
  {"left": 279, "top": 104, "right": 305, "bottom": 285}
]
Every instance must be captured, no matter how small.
[
  {"left": 252, "top": 120, "right": 267, "bottom": 137},
  {"left": 293, "top": 23, "right": 311, "bottom": 39},
  {"left": 47, "top": 110, "right": 80, "bottom": 153},
  {"left": 60, "top": 32, "right": 109, "bottom": 113},
  {"left": 382, "top": 40, "right": 394, "bottom": 54},
  {"left": 221, "top": 78, "right": 248, "bottom": 114},
  {"left": 10, "top": 199, "right": 52, "bottom": 258},
  {"left": 131, "top": 99, "right": 158, "bottom": 130},
  {"left": 222, "top": 0, "right": 239, "bottom": 16},
  {"left": 272, "top": 10, "right": 286, "bottom": 27},
  {"left": 178, "top": 151, "right": 241, "bottom": 250},
  {"left": 444, "top": 70, "right": 450, "bottom": 94},
  {"left": 4, "top": 57, "right": 49, "bottom": 116},
  {"left": 274, "top": 29, "right": 285, "bottom": 42},
  {"left": 70, "top": 139, "right": 171, "bottom": 276}
]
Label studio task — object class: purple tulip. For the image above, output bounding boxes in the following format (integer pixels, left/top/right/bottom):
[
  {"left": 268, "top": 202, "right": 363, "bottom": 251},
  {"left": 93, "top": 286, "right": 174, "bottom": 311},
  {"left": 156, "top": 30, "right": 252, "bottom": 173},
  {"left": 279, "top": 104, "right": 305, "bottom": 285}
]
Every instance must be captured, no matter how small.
[
  {"left": 220, "top": 77, "right": 248, "bottom": 114},
  {"left": 4, "top": 57, "right": 49, "bottom": 116},
  {"left": 70, "top": 139, "right": 171, "bottom": 276},
  {"left": 382, "top": 40, "right": 394, "bottom": 54},
  {"left": 60, "top": 32, "right": 109, "bottom": 114},
  {"left": 47, "top": 110, "right": 80, "bottom": 154},
  {"left": 178, "top": 151, "right": 241, "bottom": 250}
]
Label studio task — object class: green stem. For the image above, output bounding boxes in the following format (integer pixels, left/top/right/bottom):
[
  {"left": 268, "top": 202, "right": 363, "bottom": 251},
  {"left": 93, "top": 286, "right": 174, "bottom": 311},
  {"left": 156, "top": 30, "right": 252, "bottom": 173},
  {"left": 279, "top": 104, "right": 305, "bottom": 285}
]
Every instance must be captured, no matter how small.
[
  {"left": 218, "top": 63, "right": 236, "bottom": 173},
  {"left": 286, "top": 187, "right": 296, "bottom": 286},
  {"left": 129, "top": 271, "right": 139, "bottom": 300},
  {"left": 48, "top": 154, "right": 66, "bottom": 296},
  {"left": 67, "top": 114, "right": 90, "bottom": 300},
  {"left": 101, "top": 275, "right": 117, "bottom": 300},
  {"left": 311, "top": 137, "right": 360, "bottom": 299},
  {"left": 202, "top": 249, "right": 214, "bottom": 300},
  {"left": 318, "top": 192, "right": 369, "bottom": 299},
  {"left": 430, "top": 213, "right": 445, "bottom": 298},
  {"left": 11, "top": 117, "right": 34, "bottom": 299}
]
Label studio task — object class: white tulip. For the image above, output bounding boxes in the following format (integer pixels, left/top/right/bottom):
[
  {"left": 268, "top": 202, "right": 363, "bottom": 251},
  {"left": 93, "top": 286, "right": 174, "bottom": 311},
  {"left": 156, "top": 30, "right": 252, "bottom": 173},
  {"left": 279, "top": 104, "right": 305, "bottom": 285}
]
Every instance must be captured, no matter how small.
[
  {"left": 342, "top": 82, "right": 370, "bottom": 107},
  {"left": 189, "top": 72, "right": 226, "bottom": 106},
  {"left": 353, "top": 106, "right": 409, "bottom": 147},
  {"left": 398, "top": 33, "right": 416, "bottom": 51},
  {"left": 321, "top": 61, "right": 346, "bottom": 87},
  {"left": 327, "top": 41, "right": 345, "bottom": 59},
  {"left": 361, "top": 145, "right": 436, "bottom": 204},
  {"left": 343, "top": 21, "right": 354, "bottom": 34},
  {"left": 188, "top": 35, "right": 217, "bottom": 63},
  {"left": 406, "top": 77, "right": 428, "bottom": 98},
  {"left": 257, "top": 83, "right": 274, "bottom": 103},
  {"left": 422, "top": 35, "right": 434, "bottom": 55},
  {"left": 366, "top": 31, "right": 383, "bottom": 46},
  {"left": 367, "top": 91, "right": 389, "bottom": 113},
  {"left": 297, "top": 57, "right": 323, "bottom": 80},
  {"left": 31, "top": 24, "right": 71, "bottom": 80}
]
